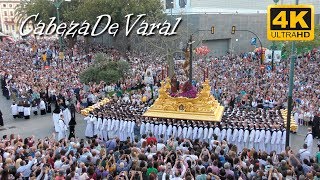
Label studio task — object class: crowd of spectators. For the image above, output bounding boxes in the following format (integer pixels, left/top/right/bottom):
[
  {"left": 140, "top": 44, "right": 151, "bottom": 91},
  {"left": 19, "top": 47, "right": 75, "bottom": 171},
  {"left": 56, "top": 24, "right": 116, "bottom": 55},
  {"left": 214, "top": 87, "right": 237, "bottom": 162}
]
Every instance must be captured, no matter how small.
[{"left": 0, "top": 130, "right": 319, "bottom": 179}]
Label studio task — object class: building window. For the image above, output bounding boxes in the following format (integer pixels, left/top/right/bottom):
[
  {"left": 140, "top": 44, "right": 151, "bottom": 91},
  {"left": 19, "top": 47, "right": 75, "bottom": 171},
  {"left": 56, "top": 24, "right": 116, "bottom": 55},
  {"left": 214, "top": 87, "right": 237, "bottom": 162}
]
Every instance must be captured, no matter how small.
[
  {"left": 179, "top": 0, "right": 186, "bottom": 8},
  {"left": 4, "top": 11, "right": 7, "bottom": 16},
  {"left": 10, "top": 11, "right": 13, "bottom": 16},
  {"left": 6, "top": 25, "right": 8, "bottom": 31},
  {"left": 3, "top": 4, "right": 6, "bottom": 8},
  {"left": 166, "top": 0, "right": 173, "bottom": 9},
  {"left": 9, "top": 4, "right": 12, "bottom": 8},
  {"left": 12, "top": 25, "right": 14, "bottom": 31}
]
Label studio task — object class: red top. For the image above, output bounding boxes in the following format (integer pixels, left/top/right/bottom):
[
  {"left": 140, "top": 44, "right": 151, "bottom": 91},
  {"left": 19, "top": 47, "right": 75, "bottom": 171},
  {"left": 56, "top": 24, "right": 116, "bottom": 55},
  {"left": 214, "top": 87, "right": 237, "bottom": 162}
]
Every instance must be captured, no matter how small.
[{"left": 146, "top": 137, "right": 157, "bottom": 145}]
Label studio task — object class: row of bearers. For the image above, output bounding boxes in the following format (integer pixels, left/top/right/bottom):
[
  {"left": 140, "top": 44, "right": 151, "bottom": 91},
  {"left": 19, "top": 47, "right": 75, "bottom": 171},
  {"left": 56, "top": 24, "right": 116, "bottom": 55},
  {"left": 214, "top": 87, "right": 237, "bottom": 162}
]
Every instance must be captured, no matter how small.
[
  {"left": 83, "top": 112, "right": 291, "bottom": 155},
  {"left": 138, "top": 118, "right": 288, "bottom": 155},
  {"left": 11, "top": 99, "right": 48, "bottom": 119}
]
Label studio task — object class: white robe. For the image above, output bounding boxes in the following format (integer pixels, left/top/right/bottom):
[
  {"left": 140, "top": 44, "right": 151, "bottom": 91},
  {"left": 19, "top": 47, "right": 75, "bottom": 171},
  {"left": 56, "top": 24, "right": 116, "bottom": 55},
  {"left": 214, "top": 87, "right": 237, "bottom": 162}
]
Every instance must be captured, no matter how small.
[
  {"left": 243, "top": 129, "right": 249, "bottom": 148},
  {"left": 52, "top": 112, "right": 61, "bottom": 133},
  {"left": 276, "top": 130, "right": 283, "bottom": 154},
  {"left": 123, "top": 121, "right": 129, "bottom": 141},
  {"left": 226, "top": 128, "right": 232, "bottom": 143},
  {"left": 198, "top": 127, "right": 204, "bottom": 140},
  {"left": 270, "top": 130, "right": 277, "bottom": 153},
  {"left": 101, "top": 118, "right": 108, "bottom": 140},
  {"left": 96, "top": 118, "right": 103, "bottom": 139},
  {"left": 203, "top": 127, "right": 209, "bottom": 142},
  {"left": 192, "top": 126, "right": 198, "bottom": 140},
  {"left": 162, "top": 124, "right": 167, "bottom": 139},
  {"left": 208, "top": 127, "right": 214, "bottom": 140},
  {"left": 172, "top": 125, "right": 178, "bottom": 138},
  {"left": 17, "top": 106, "right": 24, "bottom": 113},
  {"left": 107, "top": 119, "right": 114, "bottom": 138},
  {"left": 119, "top": 120, "right": 125, "bottom": 141},
  {"left": 258, "top": 129, "right": 266, "bottom": 152},
  {"left": 140, "top": 122, "right": 146, "bottom": 136},
  {"left": 167, "top": 125, "right": 173, "bottom": 140},
  {"left": 232, "top": 129, "right": 239, "bottom": 146},
  {"left": 92, "top": 117, "right": 98, "bottom": 136},
  {"left": 58, "top": 119, "right": 68, "bottom": 141},
  {"left": 249, "top": 129, "right": 255, "bottom": 149},
  {"left": 177, "top": 126, "right": 183, "bottom": 138},
  {"left": 39, "top": 100, "right": 46, "bottom": 110},
  {"left": 145, "top": 122, "right": 151, "bottom": 134},
  {"left": 154, "top": 124, "right": 159, "bottom": 138},
  {"left": 254, "top": 130, "right": 260, "bottom": 150},
  {"left": 23, "top": 107, "right": 31, "bottom": 116},
  {"left": 265, "top": 130, "right": 272, "bottom": 153},
  {"left": 63, "top": 108, "right": 71, "bottom": 126},
  {"left": 114, "top": 119, "right": 120, "bottom": 137},
  {"left": 130, "top": 121, "right": 135, "bottom": 141},
  {"left": 150, "top": 123, "right": 155, "bottom": 136},
  {"left": 11, "top": 104, "right": 18, "bottom": 115},
  {"left": 84, "top": 116, "right": 94, "bottom": 138},
  {"left": 214, "top": 127, "right": 221, "bottom": 141},
  {"left": 237, "top": 128, "right": 244, "bottom": 153},
  {"left": 294, "top": 112, "right": 299, "bottom": 125},
  {"left": 187, "top": 126, "right": 193, "bottom": 139},
  {"left": 221, "top": 128, "right": 227, "bottom": 141},
  {"left": 305, "top": 133, "right": 313, "bottom": 154},
  {"left": 158, "top": 124, "right": 163, "bottom": 138},
  {"left": 281, "top": 130, "right": 286, "bottom": 153},
  {"left": 183, "top": 126, "right": 188, "bottom": 139}
]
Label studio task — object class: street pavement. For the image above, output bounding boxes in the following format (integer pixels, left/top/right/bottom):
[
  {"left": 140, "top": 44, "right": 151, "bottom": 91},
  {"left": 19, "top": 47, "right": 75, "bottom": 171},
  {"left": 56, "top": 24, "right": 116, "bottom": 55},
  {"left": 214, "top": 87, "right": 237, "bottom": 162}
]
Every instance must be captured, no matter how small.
[{"left": 0, "top": 94, "right": 318, "bottom": 154}]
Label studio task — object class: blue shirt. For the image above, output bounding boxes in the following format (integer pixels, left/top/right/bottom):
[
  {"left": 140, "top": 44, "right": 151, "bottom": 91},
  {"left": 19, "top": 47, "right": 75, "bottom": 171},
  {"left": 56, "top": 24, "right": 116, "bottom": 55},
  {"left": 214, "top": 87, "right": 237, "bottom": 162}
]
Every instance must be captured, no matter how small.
[
  {"left": 17, "top": 159, "right": 35, "bottom": 177},
  {"left": 106, "top": 139, "right": 117, "bottom": 152}
]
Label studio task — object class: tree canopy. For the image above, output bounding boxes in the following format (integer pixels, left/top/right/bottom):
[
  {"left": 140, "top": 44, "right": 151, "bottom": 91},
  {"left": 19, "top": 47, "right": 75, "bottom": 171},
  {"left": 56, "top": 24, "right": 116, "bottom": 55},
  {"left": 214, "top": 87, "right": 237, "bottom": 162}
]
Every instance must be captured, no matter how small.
[
  {"left": 16, "top": 0, "right": 164, "bottom": 29},
  {"left": 282, "top": 24, "right": 320, "bottom": 56},
  {"left": 79, "top": 53, "right": 130, "bottom": 84}
]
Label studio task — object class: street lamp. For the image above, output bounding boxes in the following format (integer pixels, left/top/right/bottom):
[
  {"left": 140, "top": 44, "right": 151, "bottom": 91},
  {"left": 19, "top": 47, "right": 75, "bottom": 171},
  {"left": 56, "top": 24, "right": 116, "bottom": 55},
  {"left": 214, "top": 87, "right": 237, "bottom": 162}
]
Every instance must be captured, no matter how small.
[
  {"left": 233, "top": 28, "right": 264, "bottom": 65},
  {"left": 285, "top": 0, "right": 299, "bottom": 149},
  {"left": 52, "top": 0, "right": 71, "bottom": 68}
]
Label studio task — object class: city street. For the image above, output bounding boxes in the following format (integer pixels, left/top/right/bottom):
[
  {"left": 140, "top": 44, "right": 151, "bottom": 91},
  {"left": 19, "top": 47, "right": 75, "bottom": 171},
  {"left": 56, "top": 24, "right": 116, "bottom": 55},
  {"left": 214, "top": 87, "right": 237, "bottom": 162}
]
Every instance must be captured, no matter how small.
[{"left": 0, "top": 94, "right": 317, "bottom": 154}]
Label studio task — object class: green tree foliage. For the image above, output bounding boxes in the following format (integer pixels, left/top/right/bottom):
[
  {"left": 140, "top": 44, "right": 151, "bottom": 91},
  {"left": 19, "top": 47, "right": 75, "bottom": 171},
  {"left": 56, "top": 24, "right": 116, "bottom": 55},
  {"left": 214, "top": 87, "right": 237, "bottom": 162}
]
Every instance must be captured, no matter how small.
[
  {"left": 63, "top": 0, "right": 165, "bottom": 29},
  {"left": 79, "top": 53, "right": 129, "bottom": 84},
  {"left": 282, "top": 24, "right": 320, "bottom": 56},
  {"left": 15, "top": 0, "right": 56, "bottom": 25}
]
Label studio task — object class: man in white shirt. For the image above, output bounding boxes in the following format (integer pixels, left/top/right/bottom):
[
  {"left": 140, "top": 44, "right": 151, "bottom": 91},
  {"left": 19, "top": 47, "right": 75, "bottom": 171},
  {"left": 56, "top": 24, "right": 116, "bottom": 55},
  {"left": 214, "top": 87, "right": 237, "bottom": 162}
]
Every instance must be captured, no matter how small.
[
  {"left": 58, "top": 115, "right": 68, "bottom": 141},
  {"left": 11, "top": 102, "right": 18, "bottom": 118},
  {"left": 297, "top": 144, "right": 311, "bottom": 162},
  {"left": 248, "top": 124, "right": 255, "bottom": 149},
  {"left": 304, "top": 128, "right": 313, "bottom": 154}
]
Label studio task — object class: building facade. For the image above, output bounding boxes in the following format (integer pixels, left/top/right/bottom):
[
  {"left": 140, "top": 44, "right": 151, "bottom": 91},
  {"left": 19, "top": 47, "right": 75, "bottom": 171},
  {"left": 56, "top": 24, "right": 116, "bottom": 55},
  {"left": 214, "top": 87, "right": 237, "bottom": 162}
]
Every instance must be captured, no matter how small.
[
  {"left": 162, "top": 0, "right": 320, "bottom": 56},
  {"left": 0, "top": 0, "right": 21, "bottom": 38},
  {"left": 164, "top": 0, "right": 320, "bottom": 14}
]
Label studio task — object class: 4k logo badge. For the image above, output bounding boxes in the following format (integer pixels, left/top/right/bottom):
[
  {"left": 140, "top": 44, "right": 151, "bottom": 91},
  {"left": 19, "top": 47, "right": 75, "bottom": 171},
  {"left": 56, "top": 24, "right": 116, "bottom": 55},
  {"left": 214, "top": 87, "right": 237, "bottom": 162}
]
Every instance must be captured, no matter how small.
[{"left": 267, "top": 5, "right": 314, "bottom": 41}]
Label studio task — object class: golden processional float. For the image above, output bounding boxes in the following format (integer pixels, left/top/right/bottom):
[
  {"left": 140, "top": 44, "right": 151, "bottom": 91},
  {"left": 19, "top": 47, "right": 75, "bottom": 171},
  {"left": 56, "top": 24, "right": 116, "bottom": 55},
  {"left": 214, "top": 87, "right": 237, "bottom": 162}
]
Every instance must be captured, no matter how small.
[
  {"left": 142, "top": 78, "right": 224, "bottom": 122},
  {"left": 80, "top": 98, "right": 110, "bottom": 116},
  {"left": 280, "top": 109, "right": 298, "bottom": 133}
]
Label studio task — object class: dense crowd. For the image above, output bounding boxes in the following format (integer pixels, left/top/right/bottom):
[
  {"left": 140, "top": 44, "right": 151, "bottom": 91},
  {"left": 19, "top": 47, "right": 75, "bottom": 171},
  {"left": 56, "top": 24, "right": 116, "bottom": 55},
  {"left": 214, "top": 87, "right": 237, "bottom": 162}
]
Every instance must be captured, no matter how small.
[
  {"left": 0, "top": 40, "right": 165, "bottom": 122},
  {"left": 1, "top": 39, "right": 319, "bottom": 127},
  {"left": 0, "top": 128, "right": 317, "bottom": 179},
  {"left": 0, "top": 37, "right": 320, "bottom": 179}
]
